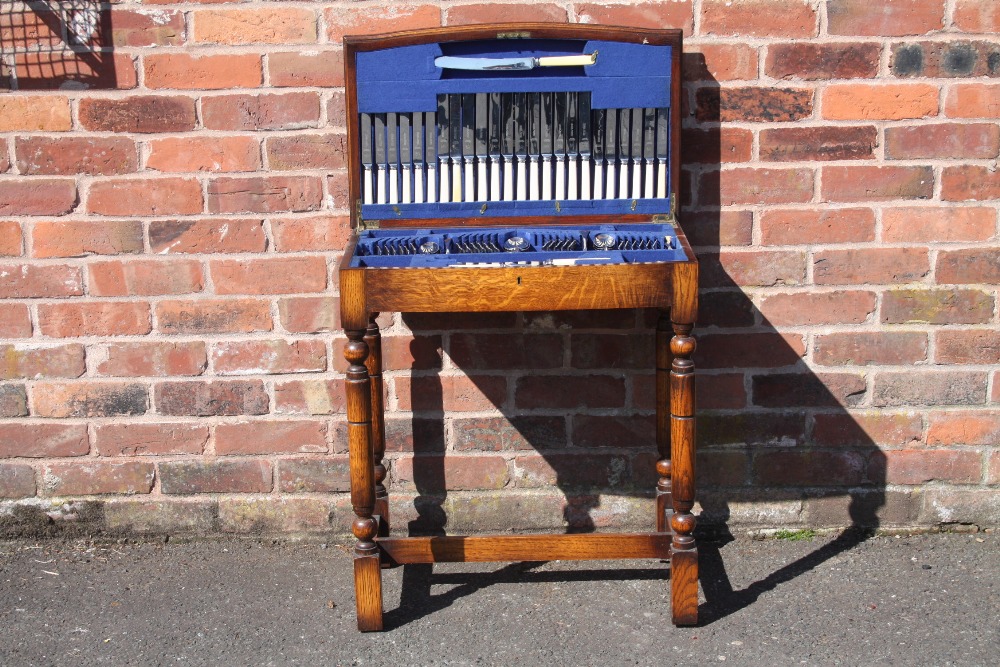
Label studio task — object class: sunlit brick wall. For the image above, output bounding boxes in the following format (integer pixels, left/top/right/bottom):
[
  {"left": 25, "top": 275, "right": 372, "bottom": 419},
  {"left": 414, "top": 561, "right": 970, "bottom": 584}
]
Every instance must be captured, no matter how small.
[{"left": 1, "top": 1, "right": 998, "bottom": 537}]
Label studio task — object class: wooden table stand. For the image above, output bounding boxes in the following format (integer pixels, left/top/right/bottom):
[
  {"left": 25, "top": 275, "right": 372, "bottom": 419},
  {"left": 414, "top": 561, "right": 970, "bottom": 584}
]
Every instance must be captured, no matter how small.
[{"left": 339, "top": 259, "right": 699, "bottom": 631}]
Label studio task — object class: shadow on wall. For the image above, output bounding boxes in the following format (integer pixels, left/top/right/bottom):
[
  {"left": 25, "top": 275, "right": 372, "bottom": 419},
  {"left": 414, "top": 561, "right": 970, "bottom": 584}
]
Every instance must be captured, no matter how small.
[
  {"left": 1, "top": 1, "right": 116, "bottom": 89},
  {"left": 384, "top": 55, "right": 888, "bottom": 626}
]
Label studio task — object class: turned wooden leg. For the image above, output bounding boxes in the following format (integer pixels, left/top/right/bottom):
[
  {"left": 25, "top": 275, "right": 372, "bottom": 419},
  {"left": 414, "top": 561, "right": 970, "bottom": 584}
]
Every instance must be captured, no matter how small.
[
  {"left": 364, "top": 314, "right": 389, "bottom": 537},
  {"left": 669, "top": 321, "right": 698, "bottom": 626},
  {"left": 345, "top": 329, "right": 384, "bottom": 632},
  {"left": 655, "top": 310, "right": 673, "bottom": 533}
]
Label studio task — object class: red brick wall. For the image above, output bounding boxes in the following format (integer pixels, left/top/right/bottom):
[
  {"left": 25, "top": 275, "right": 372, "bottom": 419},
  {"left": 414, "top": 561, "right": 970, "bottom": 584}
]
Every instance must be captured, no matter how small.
[{"left": 1, "top": 1, "right": 998, "bottom": 536}]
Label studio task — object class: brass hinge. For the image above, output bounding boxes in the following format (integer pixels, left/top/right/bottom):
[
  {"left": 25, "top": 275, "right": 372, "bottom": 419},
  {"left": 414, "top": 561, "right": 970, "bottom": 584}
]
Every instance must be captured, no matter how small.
[
  {"left": 356, "top": 199, "right": 380, "bottom": 230},
  {"left": 652, "top": 193, "right": 678, "bottom": 225}
]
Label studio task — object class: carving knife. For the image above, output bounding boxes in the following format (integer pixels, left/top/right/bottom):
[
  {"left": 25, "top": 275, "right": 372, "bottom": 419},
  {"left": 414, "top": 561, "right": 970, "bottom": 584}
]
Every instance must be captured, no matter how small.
[{"left": 434, "top": 52, "right": 597, "bottom": 71}]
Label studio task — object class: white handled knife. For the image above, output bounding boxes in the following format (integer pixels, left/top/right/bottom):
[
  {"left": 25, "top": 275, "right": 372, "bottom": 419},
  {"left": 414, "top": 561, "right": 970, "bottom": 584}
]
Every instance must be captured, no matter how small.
[{"left": 435, "top": 52, "right": 597, "bottom": 71}]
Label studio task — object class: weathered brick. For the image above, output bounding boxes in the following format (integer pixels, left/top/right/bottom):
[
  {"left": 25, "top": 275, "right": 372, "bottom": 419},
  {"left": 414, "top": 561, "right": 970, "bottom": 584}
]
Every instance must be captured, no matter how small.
[
  {"left": 760, "top": 291, "right": 876, "bottom": 326},
  {"left": 91, "top": 342, "right": 207, "bottom": 377},
  {"left": 0, "top": 384, "right": 28, "bottom": 417},
  {"left": 156, "top": 299, "right": 272, "bottom": 335},
  {"left": 449, "top": 334, "right": 563, "bottom": 370},
  {"left": 954, "top": 0, "right": 1000, "bottom": 33},
  {"left": 0, "top": 95, "right": 71, "bottom": 131},
  {"left": 453, "top": 416, "right": 566, "bottom": 452},
  {"left": 327, "top": 91, "right": 346, "bottom": 128},
  {"left": 511, "top": 453, "right": 631, "bottom": 490},
  {"left": 927, "top": 411, "right": 1000, "bottom": 446},
  {"left": 88, "top": 259, "right": 204, "bottom": 296},
  {"left": 936, "top": 249, "right": 1000, "bottom": 284},
  {"left": 765, "top": 42, "right": 880, "bottom": 80},
  {"left": 32, "top": 220, "right": 143, "bottom": 258},
  {"left": 398, "top": 375, "right": 507, "bottom": 412},
  {"left": 695, "top": 87, "right": 812, "bottom": 123},
  {"left": 278, "top": 297, "right": 339, "bottom": 334},
  {"left": 823, "top": 84, "right": 939, "bottom": 120},
  {"left": 696, "top": 333, "right": 804, "bottom": 370},
  {"left": 275, "top": 380, "right": 344, "bottom": 415},
  {"left": 684, "top": 44, "right": 758, "bottom": 81},
  {"left": 882, "top": 288, "right": 994, "bottom": 324},
  {"left": 326, "top": 4, "right": 441, "bottom": 42},
  {"left": 702, "top": 168, "right": 814, "bottom": 206},
  {"left": 15, "top": 137, "right": 137, "bottom": 176},
  {"left": 42, "top": 461, "right": 154, "bottom": 496},
  {"left": 696, "top": 450, "right": 751, "bottom": 487},
  {"left": 269, "top": 51, "right": 343, "bottom": 87},
  {"left": 380, "top": 417, "right": 438, "bottom": 454},
  {"left": 806, "top": 489, "right": 919, "bottom": 528},
  {"left": 110, "top": 8, "right": 184, "bottom": 47},
  {"left": 891, "top": 40, "right": 1000, "bottom": 78},
  {"left": 219, "top": 497, "right": 333, "bottom": 533},
  {"left": 0, "top": 463, "right": 35, "bottom": 498},
  {"left": 37, "top": 302, "right": 151, "bottom": 337},
  {"left": 7, "top": 51, "right": 134, "bottom": 90},
  {"left": 32, "top": 382, "right": 148, "bottom": 418},
  {"left": 760, "top": 208, "right": 875, "bottom": 245},
  {"left": 278, "top": 457, "right": 350, "bottom": 493},
  {"left": 701, "top": 251, "right": 807, "bottom": 287},
  {"left": 571, "top": 414, "right": 655, "bottom": 448},
  {"left": 570, "top": 333, "right": 653, "bottom": 370},
  {"left": 814, "top": 248, "right": 929, "bottom": 285},
  {"left": 395, "top": 455, "right": 509, "bottom": 491},
  {"left": 990, "top": 451, "right": 1000, "bottom": 485},
  {"left": 883, "top": 207, "right": 996, "bottom": 243},
  {"left": 211, "top": 256, "right": 327, "bottom": 295},
  {"left": 265, "top": 134, "right": 346, "bottom": 171},
  {"left": 103, "top": 499, "right": 218, "bottom": 533},
  {"left": 684, "top": 210, "right": 753, "bottom": 248},
  {"left": 0, "top": 304, "right": 31, "bottom": 338},
  {"left": 0, "top": 179, "right": 77, "bottom": 216},
  {"left": 193, "top": 8, "right": 316, "bottom": 45},
  {"left": 814, "top": 332, "right": 928, "bottom": 366},
  {"left": 216, "top": 420, "right": 327, "bottom": 456},
  {"left": 812, "top": 412, "right": 922, "bottom": 447},
  {"left": 201, "top": 93, "right": 320, "bottom": 131},
  {"left": 0, "top": 221, "right": 21, "bottom": 256},
  {"left": 144, "top": 54, "right": 262, "bottom": 89},
  {"left": 575, "top": 2, "right": 694, "bottom": 34},
  {"left": 693, "top": 290, "right": 755, "bottom": 328},
  {"left": 944, "top": 83, "right": 1000, "bottom": 119},
  {"left": 682, "top": 128, "right": 753, "bottom": 164},
  {"left": 828, "top": 0, "right": 945, "bottom": 36},
  {"left": 0, "top": 344, "right": 85, "bottom": 380},
  {"left": 942, "top": 166, "right": 1000, "bottom": 202},
  {"left": 920, "top": 488, "right": 1000, "bottom": 526},
  {"left": 754, "top": 450, "right": 867, "bottom": 486},
  {"left": 212, "top": 340, "right": 326, "bottom": 375},
  {"left": 752, "top": 372, "right": 867, "bottom": 408},
  {"left": 0, "top": 424, "right": 88, "bottom": 458},
  {"left": 877, "top": 450, "right": 982, "bottom": 485},
  {"left": 78, "top": 96, "right": 196, "bottom": 133},
  {"left": 95, "top": 423, "right": 209, "bottom": 457},
  {"left": 823, "top": 166, "right": 933, "bottom": 201},
  {"left": 760, "top": 126, "right": 877, "bottom": 161},
  {"left": 207, "top": 176, "right": 323, "bottom": 214},
  {"left": 887, "top": 123, "right": 999, "bottom": 159},
  {"left": 156, "top": 380, "right": 269, "bottom": 417},
  {"left": 271, "top": 216, "right": 351, "bottom": 252},
  {"left": 149, "top": 219, "right": 266, "bottom": 254},
  {"left": 937, "top": 330, "right": 1000, "bottom": 364},
  {"left": 159, "top": 459, "right": 272, "bottom": 494},
  {"left": 699, "top": 412, "right": 807, "bottom": 447},
  {"left": 522, "top": 310, "right": 631, "bottom": 330},
  {"left": 88, "top": 177, "right": 202, "bottom": 216},
  {"left": 447, "top": 3, "right": 564, "bottom": 24},
  {"left": 0, "top": 264, "right": 82, "bottom": 299},
  {"left": 701, "top": 0, "right": 816, "bottom": 37},
  {"left": 147, "top": 136, "right": 261, "bottom": 173},
  {"left": 874, "top": 372, "right": 987, "bottom": 407},
  {"left": 514, "top": 375, "right": 625, "bottom": 410}
]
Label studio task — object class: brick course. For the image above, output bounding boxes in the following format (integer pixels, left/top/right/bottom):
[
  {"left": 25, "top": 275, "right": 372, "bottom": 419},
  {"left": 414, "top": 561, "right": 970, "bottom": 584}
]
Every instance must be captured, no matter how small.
[{"left": 1, "top": 1, "right": 997, "bottom": 537}]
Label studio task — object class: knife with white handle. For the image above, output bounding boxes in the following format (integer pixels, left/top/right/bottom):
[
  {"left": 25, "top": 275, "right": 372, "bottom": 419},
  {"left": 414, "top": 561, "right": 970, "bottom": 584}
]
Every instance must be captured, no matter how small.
[{"left": 434, "top": 52, "right": 597, "bottom": 71}]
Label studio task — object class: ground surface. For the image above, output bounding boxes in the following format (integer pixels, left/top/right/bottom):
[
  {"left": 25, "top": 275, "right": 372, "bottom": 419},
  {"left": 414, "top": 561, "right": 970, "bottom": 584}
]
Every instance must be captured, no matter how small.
[{"left": 1, "top": 531, "right": 997, "bottom": 666}]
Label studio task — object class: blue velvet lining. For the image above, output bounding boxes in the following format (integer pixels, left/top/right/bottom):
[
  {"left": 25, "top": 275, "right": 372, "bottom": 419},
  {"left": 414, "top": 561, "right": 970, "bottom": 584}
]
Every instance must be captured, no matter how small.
[
  {"left": 349, "top": 223, "right": 686, "bottom": 268},
  {"left": 356, "top": 40, "right": 673, "bottom": 113}
]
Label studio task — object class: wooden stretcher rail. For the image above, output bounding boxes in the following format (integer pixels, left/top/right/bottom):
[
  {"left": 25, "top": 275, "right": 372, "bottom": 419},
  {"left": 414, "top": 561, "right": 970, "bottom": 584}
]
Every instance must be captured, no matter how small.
[{"left": 378, "top": 532, "right": 673, "bottom": 565}]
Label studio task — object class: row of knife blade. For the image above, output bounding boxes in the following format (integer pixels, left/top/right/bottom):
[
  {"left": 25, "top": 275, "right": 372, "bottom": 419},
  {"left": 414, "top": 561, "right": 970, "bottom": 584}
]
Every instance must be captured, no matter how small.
[{"left": 359, "top": 92, "right": 670, "bottom": 205}]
